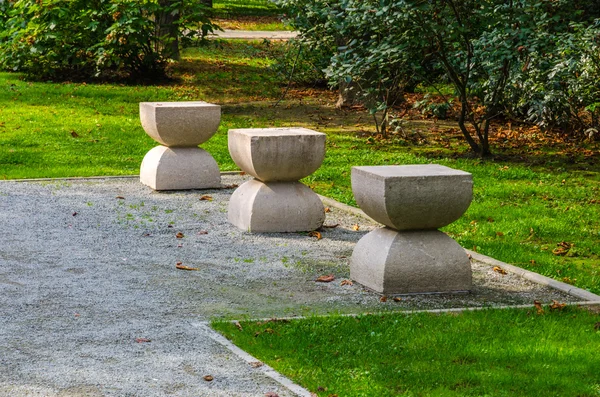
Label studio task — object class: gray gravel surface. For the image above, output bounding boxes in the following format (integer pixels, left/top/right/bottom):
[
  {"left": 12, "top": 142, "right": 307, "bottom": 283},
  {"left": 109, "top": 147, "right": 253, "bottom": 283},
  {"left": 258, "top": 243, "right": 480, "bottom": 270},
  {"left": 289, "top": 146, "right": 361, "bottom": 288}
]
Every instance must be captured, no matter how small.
[{"left": 0, "top": 175, "right": 580, "bottom": 396}]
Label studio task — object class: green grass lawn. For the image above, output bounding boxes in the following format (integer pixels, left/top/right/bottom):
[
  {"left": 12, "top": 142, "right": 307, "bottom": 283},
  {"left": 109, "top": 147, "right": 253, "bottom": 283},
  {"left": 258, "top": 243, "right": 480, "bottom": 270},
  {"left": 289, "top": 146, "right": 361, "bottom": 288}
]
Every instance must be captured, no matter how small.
[
  {"left": 213, "top": 306, "right": 600, "bottom": 396},
  {"left": 0, "top": 40, "right": 599, "bottom": 297},
  {"left": 213, "top": 0, "right": 281, "bottom": 17}
]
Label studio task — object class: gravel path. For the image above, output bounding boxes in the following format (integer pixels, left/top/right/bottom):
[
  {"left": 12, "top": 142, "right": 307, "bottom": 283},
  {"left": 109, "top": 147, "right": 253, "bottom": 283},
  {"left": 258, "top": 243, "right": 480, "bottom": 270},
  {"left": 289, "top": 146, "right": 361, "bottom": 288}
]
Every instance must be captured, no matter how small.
[
  {"left": 0, "top": 175, "right": 581, "bottom": 396},
  {"left": 209, "top": 30, "right": 298, "bottom": 40}
]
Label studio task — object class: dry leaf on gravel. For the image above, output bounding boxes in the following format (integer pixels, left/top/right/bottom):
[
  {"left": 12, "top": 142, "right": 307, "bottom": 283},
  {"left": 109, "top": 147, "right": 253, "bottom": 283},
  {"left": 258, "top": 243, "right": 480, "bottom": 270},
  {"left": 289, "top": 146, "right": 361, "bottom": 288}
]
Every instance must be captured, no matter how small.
[
  {"left": 550, "top": 300, "right": 566, "bottom": 310},
  {"left": 135, "top": 338, "right": 151, "bottom": 343},
  {"left": 534, "top": 300, "right": 544, "bottom": 315},
  {"left": 340, "top": 279, "right": 353, "bottom": 286},
  {"left": 393, "top": 297, "right": 402, "bottom": 302},
  {"left": 322, "top": 223, "right": 340, "bottom": 228},
  {"left": 175, "top": 262, "right": 198, "bottom": 271},
  {"left": 380, "top": 296, "right": 388, "bottom": 302},
  {"left": 493, "top": 266, "right": 508, "bottom": 275},
  {"left": 250, "top": 361, "right": 264, "bottom": 368},
  {"left": 264, "top": 393, "right": 279, "bottom": 397},
  {"left": 352, "top": 224, "right": 360, "bottom": 231},
  {"left": 176, "top": 232, "right": 184, "bottom": 239},
  {"left": 316, "top": 274, "right": 335, "bottom": 283},
  {"left": 324, "top": 207, "right": 331, "bottom": 213},
  {"left": 308, "top": 231, "right": 322, "bottom": 240},
  {"left": 203, "top": 375, "right": 214, "bottom": 382},
  {"left": 197, "top": 230, "right": 208, "bottom": 235},
  {"left": 115, "top": 196, "right": 125, "bottom": 200},
  {"left": 199, "top": 195, "right": 213, "bottom": 201}
]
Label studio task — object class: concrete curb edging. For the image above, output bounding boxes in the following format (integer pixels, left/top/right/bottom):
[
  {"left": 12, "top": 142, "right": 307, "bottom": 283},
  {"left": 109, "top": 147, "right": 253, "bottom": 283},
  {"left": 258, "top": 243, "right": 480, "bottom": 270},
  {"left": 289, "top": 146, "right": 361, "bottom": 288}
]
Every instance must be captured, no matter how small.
[
  {"left": 318, "top": 194, "right": 600, "bottom": 302},
  {"left": 191, "top": 322, "right": 314, "bottom": 397},
  {"left": 466, "top": 250, "right": 600, "bottom": 301}
]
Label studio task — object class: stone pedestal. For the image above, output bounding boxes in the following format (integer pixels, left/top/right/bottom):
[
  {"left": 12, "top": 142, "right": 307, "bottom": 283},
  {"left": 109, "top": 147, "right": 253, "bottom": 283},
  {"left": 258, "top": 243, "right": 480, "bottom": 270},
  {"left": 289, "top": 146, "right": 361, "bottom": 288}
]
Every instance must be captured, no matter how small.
[
  {"left": 139, "top": 101, "right": 221, "bottom": 191},
  {"left": 350, "top": 165, "right": 473, "bottom": 294},
  {"left": 228, "top": 127, "right": 326, "bottom": 232}
]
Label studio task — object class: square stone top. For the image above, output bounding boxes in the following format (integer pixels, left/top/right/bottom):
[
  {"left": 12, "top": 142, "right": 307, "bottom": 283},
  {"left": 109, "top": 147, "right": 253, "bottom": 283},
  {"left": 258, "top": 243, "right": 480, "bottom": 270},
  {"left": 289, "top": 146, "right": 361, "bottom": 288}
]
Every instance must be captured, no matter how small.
[
  {"left": 353, "top": 164, "right": 471, "bottom": 179},
  {"left": 230, "top": 127, "right": 325, "bottom": 137},
  {"left": 140, "top": 101, "right": 221, "bottom": 147},
  {"left": 351, "top": 164, "right": 472, "bottom": 230},
  {"left": 140, "top": 101, "right": 219, "bottom": 109},
  {"left": 228, "top": 127, "right": 326, "bottom": 182}
]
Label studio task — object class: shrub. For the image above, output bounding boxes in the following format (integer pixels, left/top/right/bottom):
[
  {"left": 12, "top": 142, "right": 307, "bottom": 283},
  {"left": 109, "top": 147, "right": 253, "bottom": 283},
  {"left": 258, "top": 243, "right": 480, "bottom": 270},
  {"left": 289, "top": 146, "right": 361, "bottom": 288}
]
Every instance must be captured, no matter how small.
[{"left": 0, "top": 0, "right": 215, "bottom": 81}]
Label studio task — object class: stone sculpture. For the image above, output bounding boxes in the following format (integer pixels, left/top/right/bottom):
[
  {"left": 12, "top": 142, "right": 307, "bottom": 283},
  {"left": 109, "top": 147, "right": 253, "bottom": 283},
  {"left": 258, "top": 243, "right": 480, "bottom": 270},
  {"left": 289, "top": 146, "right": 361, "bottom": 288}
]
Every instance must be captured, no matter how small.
[
  {"left": 139, "top": 101, "right": 221, "bottom": 190},
  {"left": 228, "top": 127, "right": 326, "bottom": 232},
  {"left": 350, "top": 164, "right": 473, "bottom": 294}
]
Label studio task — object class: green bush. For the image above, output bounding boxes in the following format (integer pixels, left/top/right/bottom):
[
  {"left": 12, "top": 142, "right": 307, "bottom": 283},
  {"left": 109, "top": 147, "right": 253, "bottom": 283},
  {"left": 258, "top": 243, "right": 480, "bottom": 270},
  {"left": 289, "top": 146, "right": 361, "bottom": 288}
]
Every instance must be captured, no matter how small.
[
  {"left": 0, "top": 0, "right": 215, "bottom": 81},
  {"left": 277, "top": 0, "right": 600, "bottom": 153}
]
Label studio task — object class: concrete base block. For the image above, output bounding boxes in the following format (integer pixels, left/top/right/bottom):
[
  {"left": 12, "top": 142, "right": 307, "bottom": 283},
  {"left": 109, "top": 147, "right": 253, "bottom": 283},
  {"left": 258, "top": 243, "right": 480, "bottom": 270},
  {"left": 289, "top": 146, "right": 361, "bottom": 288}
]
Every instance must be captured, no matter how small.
[
  {"left": 228, "top": 179, "right": 325, "bottom": 232},
  {"left": 350, "top": 228, "right": 472, "bottom": 294},
  {"left": 140, "top": 146, "right": 221, "bottom": 191}
]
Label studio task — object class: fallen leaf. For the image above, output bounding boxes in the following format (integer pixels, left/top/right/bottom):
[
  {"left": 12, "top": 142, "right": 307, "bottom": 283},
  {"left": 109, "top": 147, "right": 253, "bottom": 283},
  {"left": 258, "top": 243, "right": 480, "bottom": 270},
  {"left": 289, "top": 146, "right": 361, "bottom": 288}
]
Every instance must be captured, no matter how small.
[
  {"left": 239, "top": 171, "right": 246, "bottom": 176},
  {"left": 322, "top": 223, "right": 340, "bottom": 228},
  {"left": 234, "top": 321, "right": 243, "bottom": 331},
  {"left": 143, "top": 233, "right": 152, "bottom": 237},
  {"left": 393, "top": 297, "right": 402, "bottom": 302},
  {"left": 340, "top": 279, "right": 353, "bottom": 286},
  {"left": 197, "top": 230, "right": 208, "bottom": 235},
  {"left": 199, "top": 195, "right": 213, "bottom": 201},
  {"left": 380, "top": 296, "right": 388, "bottom": 302},
  {"left": 493, "top": 266, "right": 508, "bottom": 275},
  {"left": 534, "top": 300, "right": 544, "bottom": 315},
  {"left": 264, "top": 393, "right": 279, "bottom": 397},
  {"left": 308, "top": 231, "right": 322, "bottom": 240},
  {"left": 496, "top": 231, "right": 504, "bottom": 237},
  {"left": 115, "top": 196, "right": 125, "bottom": 200},
  {"left": 135, "top": 338, "right": 151, "bottom": 343},
  {"left": 250, "top": 361, "right": 264, "bottom": 368},
  {"left": 176, "top": 232, "right": 184, "bottom": 239},
  {"left": 177, "top": 243, "right": 183, "bottom": 248},
  {"left": 222, "top": 184, "right": 239, "bottom": 189},
  {"left": 316, "top": 274, "right": 335, "bottom": 283},
  {"left": 175, "top": 262, "right": 198, "bottom": 271},
  {"left": 203, "top": 375, "right": 214, "bottom": 382},
  {"left": 550, "top": 300, "right": 566, "bottom": 310},
  {"left": 352, "top": 224, "right": 360, "bottom": 231},
  {"left": 487, "top": 217, "right": 495, "bottom": 223},
  {"left": 70, "top": 130, "right": 79, "bottom": 138},
  {"left": 324, "top": 207, "right": 332, "bottom": 213}
]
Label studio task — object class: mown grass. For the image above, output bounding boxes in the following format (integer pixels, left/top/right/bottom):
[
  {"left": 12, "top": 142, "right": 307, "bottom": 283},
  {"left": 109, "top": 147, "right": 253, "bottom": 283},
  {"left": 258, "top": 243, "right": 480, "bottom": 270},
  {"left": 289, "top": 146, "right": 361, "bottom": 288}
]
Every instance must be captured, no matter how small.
[
  {"left": 0, "top": 40, "right": 598, "bottom": 297},
  {"left": 213, "top": 306, "right": 600, "bottom": 396},
  {"left": 213, "top": 0, "right": 281, "bottom": 17}
]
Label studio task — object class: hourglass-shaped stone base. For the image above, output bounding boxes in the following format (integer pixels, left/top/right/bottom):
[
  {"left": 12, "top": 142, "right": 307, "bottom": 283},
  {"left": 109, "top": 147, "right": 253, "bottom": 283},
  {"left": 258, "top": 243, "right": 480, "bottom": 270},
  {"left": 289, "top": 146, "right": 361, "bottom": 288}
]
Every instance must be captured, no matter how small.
[
  {"left": 140, "top": 146, "right": 220, "bottom": 191},
  {"left": 139, "top": 101, "right": 222, "bottom": 191},
  {"left": 350, "top": 165, "right": 473, "bottom": 294},
  {"left": 227, "top": 127, "right": 327, "bottom": 233},
  {"left": 228, "top": 180, "right": 325, "bottom": 233},
  {"left": 350, "top": 228, "right": 472, "bottom": 294}
]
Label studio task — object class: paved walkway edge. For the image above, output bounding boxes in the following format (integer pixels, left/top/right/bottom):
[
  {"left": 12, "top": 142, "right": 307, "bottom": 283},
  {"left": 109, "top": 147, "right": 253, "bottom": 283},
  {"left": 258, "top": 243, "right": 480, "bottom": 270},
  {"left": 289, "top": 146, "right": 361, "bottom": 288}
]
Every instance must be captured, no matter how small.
[
  {"left": 318, "top": 195, "right": 600, "bottom": 302},
  {"left": 465, "top": 250, "right": 600, "bottom": 301},
  {"left": 191, "top": 322, "right": 314, "bottom": 397}
]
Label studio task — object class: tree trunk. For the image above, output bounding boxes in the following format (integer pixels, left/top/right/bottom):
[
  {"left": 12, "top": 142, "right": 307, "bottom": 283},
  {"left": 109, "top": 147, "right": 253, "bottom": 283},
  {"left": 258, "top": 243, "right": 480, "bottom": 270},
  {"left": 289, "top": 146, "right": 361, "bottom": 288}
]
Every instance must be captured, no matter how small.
[{"left": 157, "top": 0, "right": 180, "bottom": 60}]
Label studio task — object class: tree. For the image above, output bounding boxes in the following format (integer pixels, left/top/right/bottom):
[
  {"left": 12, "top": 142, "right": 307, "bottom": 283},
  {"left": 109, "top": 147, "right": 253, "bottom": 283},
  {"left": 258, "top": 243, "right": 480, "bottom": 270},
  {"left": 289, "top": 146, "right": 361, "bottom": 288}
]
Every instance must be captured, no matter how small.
[
  {"left": 278, "top": 0, "right": 600, "bottom": 156},
  {"left": 0, "top": 0, "right": 215, "bottom": 80}
]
